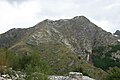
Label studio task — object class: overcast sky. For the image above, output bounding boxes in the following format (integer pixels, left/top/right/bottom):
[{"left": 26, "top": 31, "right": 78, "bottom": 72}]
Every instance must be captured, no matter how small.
[{"left": 0, "top": 0, "right": 120, "bottom": 34}]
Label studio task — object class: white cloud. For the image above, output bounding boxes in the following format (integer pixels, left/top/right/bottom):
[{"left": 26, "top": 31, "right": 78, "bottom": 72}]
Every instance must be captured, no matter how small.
[
  {"left": 0, "top": 0, "right": 120, "bottom": 34},
  {"left": 0, "top": 0, "right": 40, "bottom": 33},
  {"left": 90, "top": 18, "right": 113, "bottom": 32}
]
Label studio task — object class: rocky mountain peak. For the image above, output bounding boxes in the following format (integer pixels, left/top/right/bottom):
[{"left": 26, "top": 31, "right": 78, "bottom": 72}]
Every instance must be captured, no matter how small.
[
  {"left": 114, "top": 30, "right": 120, "bottom": 42},
  {"left": 114, "top": 30, "right": 120, "bottom": 37},
  {"left": 73, "top": 16, "right": 90, "bottom": 21}
]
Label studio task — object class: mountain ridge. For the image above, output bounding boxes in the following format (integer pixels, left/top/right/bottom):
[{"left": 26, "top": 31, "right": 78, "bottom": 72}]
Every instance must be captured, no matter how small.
[{"left": 0, "top": 16, "right": 119, "bottom": 60}]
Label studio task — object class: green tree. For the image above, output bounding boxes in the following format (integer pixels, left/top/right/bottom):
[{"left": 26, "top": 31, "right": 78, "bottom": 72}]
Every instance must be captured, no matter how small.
[
  {"left": 105, "top": 67, "right": 120, "bottom": 80},
  {"left": 0, "top": 49, "right": 8, "bottom": 73},
  {"left": 6, "top": 51, "right": 20, "bottom": 70},
  {"left": 25, "top": 52, "right": 50, "bottom": 80}
]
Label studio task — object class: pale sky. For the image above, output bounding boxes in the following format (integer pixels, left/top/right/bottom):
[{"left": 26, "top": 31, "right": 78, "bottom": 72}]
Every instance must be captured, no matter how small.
[{"left": 0, "top": 0, "right": 120, "bottom": 34}]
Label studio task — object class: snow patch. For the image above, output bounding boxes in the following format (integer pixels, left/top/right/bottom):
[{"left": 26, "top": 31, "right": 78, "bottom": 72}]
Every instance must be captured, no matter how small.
[
  {"left": 118, "top": 39, "right": 120, "bottom": 42},
  {"left": 114, "top": 35, "right": 118, "bottom": 37}
]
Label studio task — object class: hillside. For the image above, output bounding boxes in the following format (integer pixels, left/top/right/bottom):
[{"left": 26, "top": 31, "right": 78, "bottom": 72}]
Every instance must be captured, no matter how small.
[{"left": 0, "top": 16, "right": 120, "bottom": 80}]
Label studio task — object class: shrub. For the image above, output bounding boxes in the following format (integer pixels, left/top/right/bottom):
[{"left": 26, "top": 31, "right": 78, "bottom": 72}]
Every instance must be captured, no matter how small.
[{"left": 104, "top": 67, "right": 120, "bottom": 80}]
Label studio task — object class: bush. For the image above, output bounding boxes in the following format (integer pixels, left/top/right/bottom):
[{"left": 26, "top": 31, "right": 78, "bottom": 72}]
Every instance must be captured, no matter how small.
[{"left": 104, "top": 67, "right": 120, "bottom": 80}]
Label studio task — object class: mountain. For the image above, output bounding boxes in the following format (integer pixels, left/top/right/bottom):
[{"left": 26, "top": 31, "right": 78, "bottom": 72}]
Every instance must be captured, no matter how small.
[
  {"left": 114, "top": 30, "right": 120, "bottom": 37},
  {"left": 0, "top": 16, "right": 118, "bottom": 59},
  {"left": 0, "top": 16, "right": 119, "bottom": 80},
  {"left": 114, "top": 30, "right": 120, "bottom": 41}
]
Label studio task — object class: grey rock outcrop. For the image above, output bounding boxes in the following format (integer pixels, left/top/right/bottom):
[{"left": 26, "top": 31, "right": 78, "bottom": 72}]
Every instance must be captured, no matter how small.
[
  {"left": 112, "top": 50, "right": 120, "bottom": 59},
  {"left": 0, "top": 68, "right": 25, "bottom": 80},
  {"left": 48, "top": 72, "right": 94, "bottom": 80}
]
